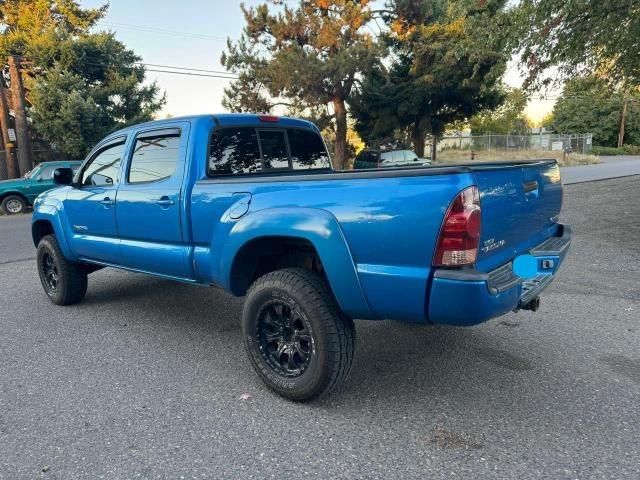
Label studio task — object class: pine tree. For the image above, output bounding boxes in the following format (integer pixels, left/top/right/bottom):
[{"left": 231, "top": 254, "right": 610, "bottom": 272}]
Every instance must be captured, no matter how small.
[
  {"left": 221, "top": 0, "right": 383, "bottom": 169},
  {"left": 351, "top": 0, "right": 508, "bottom": 158}
]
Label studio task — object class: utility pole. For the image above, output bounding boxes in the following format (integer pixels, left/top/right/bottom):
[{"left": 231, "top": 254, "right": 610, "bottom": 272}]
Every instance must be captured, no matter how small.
[
  {"left": 8, "top": 56, "right": 33, "bottom": 176},
  {"left": 618, "top": 96, "right": 628, "bottom": 148},
  {"left": 0, "top": 129, "right": 5, "bottom": 180},
  {"left": 0, "top": 72, "right": 19, "bottom": 179}
]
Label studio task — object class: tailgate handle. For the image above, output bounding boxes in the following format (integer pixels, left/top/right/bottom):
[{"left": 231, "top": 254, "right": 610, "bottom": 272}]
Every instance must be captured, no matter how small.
[{"left": 523, "top": 180, "right": 538, "bottom": 194}]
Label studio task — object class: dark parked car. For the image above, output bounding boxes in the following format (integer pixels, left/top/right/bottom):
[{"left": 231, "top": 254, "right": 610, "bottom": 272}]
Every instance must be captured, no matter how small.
[{"left": 353, "top": 148, "right": 431, "bottom": 169}]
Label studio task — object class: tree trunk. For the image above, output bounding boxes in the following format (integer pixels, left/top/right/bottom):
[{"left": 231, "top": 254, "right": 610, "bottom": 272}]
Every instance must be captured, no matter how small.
[
  {"left": 411, "top": 126, "right": 426, "bottom": 158},
  {"left": 332, "top": 98, "right": 348, "bottom": 170},
  {"left": 0, "top": 124, "right": 6, "bottom": 180},
  {"left": 618, "top": 96, "right": 628, "bottom": 148},
  {"left": 8, "top": 56, "right": 33, "bottom": 176},
  {"left": 431, "top": 138, "right": 437, "bottom": 163}
]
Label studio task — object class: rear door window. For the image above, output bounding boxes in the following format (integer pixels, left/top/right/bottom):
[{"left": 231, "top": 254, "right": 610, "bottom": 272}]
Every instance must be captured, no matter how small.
[
  {"left": 392, "top": 150, "right": 406, "bottom": 163},
  {"left": 128, "top": 130, "right": 181, "bottom": 184},
  {"left": 380, "top": 151, "right": 394, "bottom": 164}
]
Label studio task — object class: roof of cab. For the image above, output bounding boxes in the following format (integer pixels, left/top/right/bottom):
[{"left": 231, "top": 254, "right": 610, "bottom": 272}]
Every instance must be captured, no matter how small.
[{"left": 109, "top": 113, "right": 318, "bottom": 137}]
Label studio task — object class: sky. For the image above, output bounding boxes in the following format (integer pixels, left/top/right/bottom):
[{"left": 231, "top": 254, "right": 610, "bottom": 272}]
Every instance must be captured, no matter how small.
[{"left": 82, "top": 0, "right": 553, "bottom": 123}]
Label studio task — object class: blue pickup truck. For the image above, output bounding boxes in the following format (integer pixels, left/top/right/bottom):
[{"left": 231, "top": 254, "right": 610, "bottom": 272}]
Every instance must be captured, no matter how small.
[{"left": 31, "top": 114, "right": 570, "bottom": 401}]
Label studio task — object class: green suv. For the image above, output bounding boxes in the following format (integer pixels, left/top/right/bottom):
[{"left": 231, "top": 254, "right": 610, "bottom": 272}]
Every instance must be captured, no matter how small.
[{"left": 0, "top": 161, "right": 82, "bottom": 215}]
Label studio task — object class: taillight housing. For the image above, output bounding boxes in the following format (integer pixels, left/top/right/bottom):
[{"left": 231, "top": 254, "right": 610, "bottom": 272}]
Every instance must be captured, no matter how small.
[{"left": 433, "top": 186, "right": 481, "bottom": 267}]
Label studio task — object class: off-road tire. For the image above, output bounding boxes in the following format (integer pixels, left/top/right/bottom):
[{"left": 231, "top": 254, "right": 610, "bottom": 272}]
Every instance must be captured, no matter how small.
[
  {"left": 242, "top": 268, "right": 355, "bottom": 401},
  {"left": 37, "top": 235, "right": 88, "bottom": 305}
]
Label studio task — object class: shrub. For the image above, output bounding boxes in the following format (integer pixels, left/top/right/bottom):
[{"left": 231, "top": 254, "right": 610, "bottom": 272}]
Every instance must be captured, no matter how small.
[{"left": 592, "top": 145, "right": 640, "bottom": 155}]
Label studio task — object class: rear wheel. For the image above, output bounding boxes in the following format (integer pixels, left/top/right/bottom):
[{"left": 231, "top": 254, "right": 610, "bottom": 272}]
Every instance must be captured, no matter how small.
[
  {"left": 1, "top": 195, "right": 27, "bottom": 215},
  {"left": 37, "top": 235, "right": 88, "bottom": 305},
  {"left": 242, "top": 268, "right": 355, "bottom": 402}
]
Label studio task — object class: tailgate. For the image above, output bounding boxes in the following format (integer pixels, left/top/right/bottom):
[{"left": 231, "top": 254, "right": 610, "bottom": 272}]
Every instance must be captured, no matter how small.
[{"left": 472, "top": 160, "right": 563, "bottom": 272}]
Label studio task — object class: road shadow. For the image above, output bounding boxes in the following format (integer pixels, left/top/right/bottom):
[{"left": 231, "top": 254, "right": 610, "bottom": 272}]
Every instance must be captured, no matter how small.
[
  {"left": 75, "top": 269, "right": 575, "bottom": 421},
  {"left": 79, "top": 270, "right": 244, "bottom": 335}
]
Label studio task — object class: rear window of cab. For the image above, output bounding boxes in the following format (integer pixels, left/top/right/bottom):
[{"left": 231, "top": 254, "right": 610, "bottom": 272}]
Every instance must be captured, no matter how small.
[{"left": 208, "top": 127, "right": 331, "bottom": 176}]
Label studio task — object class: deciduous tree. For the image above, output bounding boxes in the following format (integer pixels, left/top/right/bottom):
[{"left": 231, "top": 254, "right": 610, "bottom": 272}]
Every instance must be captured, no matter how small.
[
  {"left": 551, "top": 76, "right": 640, "bottom": 147},
  {"left": 512, "top": 0, "right": 640, "bottom": 89},
  {"left": 469, "top": 88, "right": 532, "bottom": 135}
]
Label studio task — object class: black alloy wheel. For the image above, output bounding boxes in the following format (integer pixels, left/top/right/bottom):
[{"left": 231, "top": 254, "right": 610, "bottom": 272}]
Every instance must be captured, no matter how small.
[
  {"left": 256, "top": 300, "right": 314, "bottom": 378},
  {"left": 41, "top": 252, "right": 59, "bottom": 293}
]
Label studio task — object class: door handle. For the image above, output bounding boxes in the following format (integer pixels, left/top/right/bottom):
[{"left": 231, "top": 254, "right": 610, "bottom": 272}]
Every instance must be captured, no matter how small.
[
  {"left": 156, "top": 196, "right": 175, "bottom": 207},
  {"left": 100, "top": 197, "right": 114, "bottom": 206}
]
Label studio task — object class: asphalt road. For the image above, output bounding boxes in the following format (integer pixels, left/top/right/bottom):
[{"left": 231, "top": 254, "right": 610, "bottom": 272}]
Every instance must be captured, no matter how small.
[
  {"left": 1, "top": 177, "right": 639, "bottom": 479},
  {"left": 0, "top": 214, "right": 36, "bottom": 265},
  {"left": 562, "top": 156, "right": 640, "bottom": 184}
]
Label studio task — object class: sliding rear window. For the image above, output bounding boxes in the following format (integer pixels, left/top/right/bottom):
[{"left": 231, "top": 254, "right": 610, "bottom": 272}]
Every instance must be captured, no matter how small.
[{"left": 208, "top": 127, "right": 330, "bottom": 176}]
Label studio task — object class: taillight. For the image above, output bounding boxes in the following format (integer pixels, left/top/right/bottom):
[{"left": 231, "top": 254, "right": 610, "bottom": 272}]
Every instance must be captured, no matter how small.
[
  {"left": 433, "top": 186, "right": 481, "bottom": 267},
  {"left": 258, "top": 115, "right": 279, "bottom": 123}
]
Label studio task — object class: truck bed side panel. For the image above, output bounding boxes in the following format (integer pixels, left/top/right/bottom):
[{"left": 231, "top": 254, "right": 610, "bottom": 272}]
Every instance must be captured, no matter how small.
[{"left": 191, "top": 172, "right": 474, "bottom": 321}]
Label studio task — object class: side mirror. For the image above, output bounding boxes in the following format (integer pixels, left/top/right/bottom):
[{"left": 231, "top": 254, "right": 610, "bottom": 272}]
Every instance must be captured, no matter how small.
[{"left": 53, "top": 167, "right": 74, "bottom": 185}]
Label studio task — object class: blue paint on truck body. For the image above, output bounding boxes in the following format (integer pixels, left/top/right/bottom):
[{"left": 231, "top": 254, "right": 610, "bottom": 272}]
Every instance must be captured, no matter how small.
[{"left": 32, "top": 114, "right": 570, "bottom": 325}]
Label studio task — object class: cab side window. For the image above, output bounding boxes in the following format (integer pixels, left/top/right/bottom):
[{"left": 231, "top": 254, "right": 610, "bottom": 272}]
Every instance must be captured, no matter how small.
[
  {"left": 37, "top": 165, "right": 57, "bottom": 180},
  {"left": 80, "top": 141, "right": 126, "bottom": 186},
  {"left": 405, "top": 150, "right": 419, "bottom": 162}
]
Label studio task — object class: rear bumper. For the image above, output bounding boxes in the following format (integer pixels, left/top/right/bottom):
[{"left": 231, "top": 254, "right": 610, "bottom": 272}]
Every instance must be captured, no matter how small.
[{"left": 428, "top": 224, "right": 571, "bottom": 326}]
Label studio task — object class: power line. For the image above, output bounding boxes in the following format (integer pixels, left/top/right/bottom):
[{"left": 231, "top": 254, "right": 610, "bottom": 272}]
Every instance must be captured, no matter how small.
[
  {"left": 78, "top": 59, "right": 239, "bottom": 79},
  {"left": 141, "top": 63, "right": 236, "bottom": 75},
  {"left": 1, "top": 53, "right": 636, "bottom": 96},
  {"left": 0, "top": 51, "right": 240, "bottom": 80},
  {"left": 145, "top": 68, "right": 237, "bottom": 80},
  {"left": 97, "top": 21, "right": 228, "bottom": 42}
]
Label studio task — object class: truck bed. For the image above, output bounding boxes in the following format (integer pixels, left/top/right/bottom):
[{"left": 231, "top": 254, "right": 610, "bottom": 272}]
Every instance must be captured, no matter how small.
[{"left": 191, "top": 158, "right": 563, "bottom": 322}]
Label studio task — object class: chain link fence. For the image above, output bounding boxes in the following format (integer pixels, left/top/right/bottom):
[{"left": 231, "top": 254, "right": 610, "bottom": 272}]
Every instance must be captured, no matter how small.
[{"left": 437, "top": 133, "right": 593, "bottom": 155}]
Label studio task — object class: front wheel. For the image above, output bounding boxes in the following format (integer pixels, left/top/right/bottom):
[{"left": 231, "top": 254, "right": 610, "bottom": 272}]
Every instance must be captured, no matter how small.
[
  {"left": 37, "top": 235, "right": 88, "bottom": 305},
  {"left": 242, "top": 268, "right": 355, "bottom": 402},
  {"left": 1, "top": 195, "right": 27, "bottom": 215}
]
